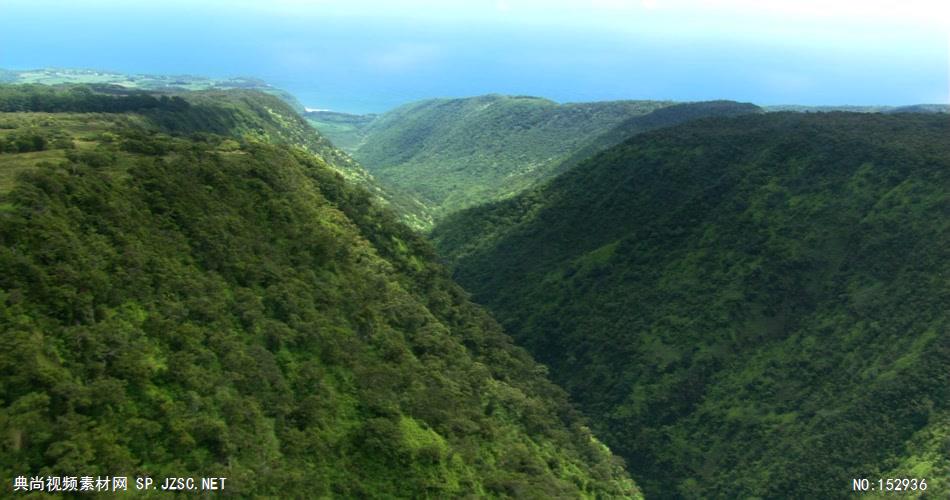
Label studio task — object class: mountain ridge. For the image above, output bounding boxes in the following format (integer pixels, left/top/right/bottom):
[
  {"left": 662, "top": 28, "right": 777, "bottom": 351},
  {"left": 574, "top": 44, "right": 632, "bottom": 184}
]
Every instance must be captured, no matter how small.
[
  {"left": 0, "top": 84, "right": 640, "bottom": 497},
  {"left": 318, "top": 94, "right": 768, "bottom": 226}
]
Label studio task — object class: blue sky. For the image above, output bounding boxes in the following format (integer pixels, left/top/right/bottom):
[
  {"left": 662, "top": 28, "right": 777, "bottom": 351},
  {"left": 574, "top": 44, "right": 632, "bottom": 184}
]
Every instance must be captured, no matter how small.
[{"left": 1, "top": 0, "right": 947, "bottom": 112}]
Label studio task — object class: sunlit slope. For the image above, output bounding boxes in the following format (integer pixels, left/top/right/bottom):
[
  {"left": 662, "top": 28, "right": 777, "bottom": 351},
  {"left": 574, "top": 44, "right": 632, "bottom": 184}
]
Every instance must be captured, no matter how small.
[
  {"left": 304, "top": 110, "right": 376, "bottom": 153},
  {"left": 0, "top": 84, "right": 433, "bottom": 229},
  {"left": 349, "top": 95, "right": 674, "bottom": 220},
  {"left": 339, "top": 96, "right": 761, "bottom": 226},
  {"left": 435, "top": 112, "right": 950, "bottom": 498},
  {"left": 0, "top": 86, "right": 639, "bottom": 498}
]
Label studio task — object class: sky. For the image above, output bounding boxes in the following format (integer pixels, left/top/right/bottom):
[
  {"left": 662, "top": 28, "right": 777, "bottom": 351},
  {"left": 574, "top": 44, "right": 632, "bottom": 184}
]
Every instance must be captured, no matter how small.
[{"left": 1, "top": 0, "right": 948, "bottom": 113}]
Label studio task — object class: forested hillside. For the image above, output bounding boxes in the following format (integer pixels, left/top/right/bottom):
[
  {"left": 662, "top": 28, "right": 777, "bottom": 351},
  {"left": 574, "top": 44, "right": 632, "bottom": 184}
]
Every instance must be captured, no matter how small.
[
  {"left": 555, "top": 101, "right": 761, "bottom": 173},
  {"left": 0, "top": 85, "right": 640, "bottom": 498},
  {"left": 2, "top": 68, "right": 307, "bottom": 112},
  {"left": 346, "top": 95, "right": 674, "bottom": 221},
  {"left": 0, "top": 84, "right": 433, "bottom": 230},
  {"left": 434, "top": 112, "right": 950, "bottom": 498},
  {"left": 764, "top": 104, "right": 950, "bottom": 113},
  {"left": 319, "top": 96, "right": 764, "bottom": 226},
  {"left": 304, "top": 110, "right": 377, "bottom": 152}
]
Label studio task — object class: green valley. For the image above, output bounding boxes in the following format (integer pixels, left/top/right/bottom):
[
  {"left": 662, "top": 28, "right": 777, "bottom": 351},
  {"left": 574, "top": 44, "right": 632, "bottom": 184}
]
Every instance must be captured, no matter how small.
[
  {"left": 434, "top": 112, "right": 950, "bottom": 498},
  {"left": 336, "top": 95, "right": 674, "bottom": 221},
  {"left": 304, "top": 110, "right": 377, "bottom": 153},
  {"left": 0, "top": 84, "right": 639, "bottom": 498},
  {"left": 5, "top": 0, "right": 948, "bottom": 497},
  {"left": 311, "top": 95, "right": 763, "bottom": 226},
  {"left": 4, "top": 74, "right": 948, "bottom": 500}
]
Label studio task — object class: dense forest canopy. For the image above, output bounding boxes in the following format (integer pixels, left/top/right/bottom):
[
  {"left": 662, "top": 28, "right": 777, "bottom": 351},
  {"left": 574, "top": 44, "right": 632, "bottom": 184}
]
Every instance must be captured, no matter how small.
[
  {"left": 315, "top": 96, "right": 763, "bottom": 227},
  {"left": 434, "top": 112, "right": 950, "bottom": 498},
  {"left": 0, "top": 83, "right": 433, "bottom": 231},
  {"left": 4, "top": 76, "right": 949, "bottom": 499},
  {"left": 343, "top": 95, "right": 674, "bottom": 223},
  {"left": 0, "top": 84, "right": 639, "bottom": 498}
]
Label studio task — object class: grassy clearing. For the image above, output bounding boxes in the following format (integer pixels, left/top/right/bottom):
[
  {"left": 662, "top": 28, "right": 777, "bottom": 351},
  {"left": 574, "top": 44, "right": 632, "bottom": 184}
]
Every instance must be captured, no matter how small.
[
  {"left": 0, "top": 149, "right": 67, "bottom": 193},
  {"left": 305, "top": 118, "right": 366, "bottom": 152},
  {"left": 0, "top": 112, "right": 156, "bottom": 193}
]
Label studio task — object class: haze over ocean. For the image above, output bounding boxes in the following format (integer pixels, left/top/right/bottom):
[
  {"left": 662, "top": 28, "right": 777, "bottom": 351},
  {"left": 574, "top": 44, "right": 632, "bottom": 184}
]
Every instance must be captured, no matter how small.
[{"left": 2, "top": 0, "right": 947, "bottom": 113}]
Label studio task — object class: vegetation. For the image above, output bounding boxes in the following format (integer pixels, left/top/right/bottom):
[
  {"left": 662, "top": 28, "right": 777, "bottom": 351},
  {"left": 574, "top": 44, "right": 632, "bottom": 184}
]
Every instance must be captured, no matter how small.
[
  {"left": 344, "top": 95, "right": 675, "bottom": 222},
  {"left": 304, "top": 110, "right": 377, "bottom": 153},
  {"left": 0, "top": 84, "right": 640, "bottom": 498},
  {"left": 0, "top": 132, "right": 49, "bottom": 154},
  {"left": 322, "top": 96, "right": 762, "bottom": 227},
  {"left": 764, "top": 104, "right": 949, "bottom": 113},
  {"left": 0, "top": 83, "right": 433, "bottom": 231},
  {"left": 554, "top": 101, "right": 761, "bottom": 174},
  {"left": 2, "top": 68, "right": 306, "bottom": 112},
  {"left": 888, "top": 104, "right": 950, "bottom": 114},
  {"left": 434, "top": 112, "right": 950, "bottom": 499}
]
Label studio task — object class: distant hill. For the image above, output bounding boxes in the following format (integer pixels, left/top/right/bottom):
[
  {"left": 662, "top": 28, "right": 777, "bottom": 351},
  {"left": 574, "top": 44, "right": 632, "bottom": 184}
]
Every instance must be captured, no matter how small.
[
  {"left": 309, "top": 96, "right": 765, "bottom": 226},
  {"left": 0, "top": 84, "right": 640, "bottom": 498},
  {"left": 1, "top": 67, "right": 307, "bottom": 112},
  {"left": 433, "top": 112, "right": 950, "bottom": 498},
  {"left": 765, "top": 104, "right": 950, "bottom": 113},
  {"left": 555, "top": 100, "right": 762, "bottom": 174},
  {"left": 341, "top": 95, "right": 676, "bottom": 222},
  {"left": 0, "top": 81, "right": 433, "bottom": 229},
  {"left": 304, "top": 110, "right": 377, "bottom": 152},
  {"left": 888, "top": 104, "right": 950, "bottom": 114}
]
